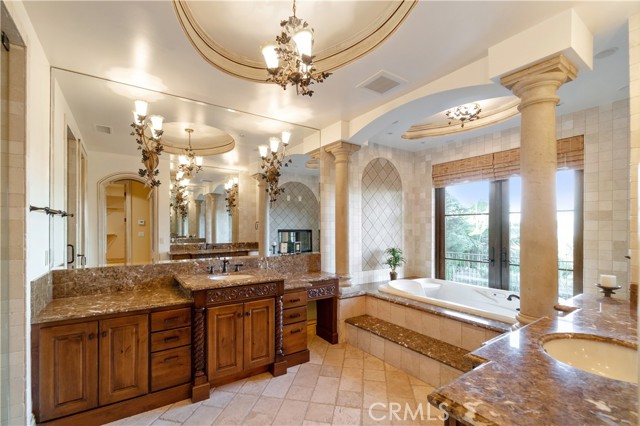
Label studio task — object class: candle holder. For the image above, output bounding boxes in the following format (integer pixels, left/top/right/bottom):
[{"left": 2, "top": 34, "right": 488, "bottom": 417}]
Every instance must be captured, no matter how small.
[{"left": 595, "top": 283, "right": 623, "bottom": 298}]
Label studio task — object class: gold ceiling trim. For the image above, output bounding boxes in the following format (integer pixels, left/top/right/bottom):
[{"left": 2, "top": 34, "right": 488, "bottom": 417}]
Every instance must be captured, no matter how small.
[
  {"left": 402, "top": 100, "right": 521, "bottom": 140},
  {"left": 162, "top": 136, "right": 235, "bottom": 157},
  {"left": 172, "top": 0, "right": 417, "bottom": 83}
]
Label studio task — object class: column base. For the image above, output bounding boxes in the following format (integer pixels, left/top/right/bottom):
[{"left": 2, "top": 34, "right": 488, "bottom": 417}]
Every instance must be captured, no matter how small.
[
  {"left": 338, "top": 275, "right": 352, "bottom": 287},
  {"left": 515, "top": 311, "right": 542, "bottom": 325}
]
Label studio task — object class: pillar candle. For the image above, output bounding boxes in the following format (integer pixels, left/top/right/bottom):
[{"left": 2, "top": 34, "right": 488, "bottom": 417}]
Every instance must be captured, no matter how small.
[{"left": 599, "top": 274, "right": 617, "bottom": 288}]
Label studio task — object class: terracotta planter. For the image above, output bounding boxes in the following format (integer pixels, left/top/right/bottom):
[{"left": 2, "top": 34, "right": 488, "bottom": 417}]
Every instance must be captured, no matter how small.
[{"left": 390, "top": 271, "right": 398, "bottom": 281}]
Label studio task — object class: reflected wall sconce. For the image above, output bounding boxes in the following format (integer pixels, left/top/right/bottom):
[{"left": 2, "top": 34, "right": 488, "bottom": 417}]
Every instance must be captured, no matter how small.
[
  {"left": 224, "top": 177, "right": 239, "bottom": 215},
  {"left": 131, "top": 100, "right": 164, "bottom": 187},
  {"left": 259, "top": 131, "right": 292, "bottom": 206},
  {"left": 170, "top": 181, "right": 189, "bottom": 219}
]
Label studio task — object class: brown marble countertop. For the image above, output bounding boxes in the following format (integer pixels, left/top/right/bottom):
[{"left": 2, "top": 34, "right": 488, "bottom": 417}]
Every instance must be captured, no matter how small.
[
  {"left": 33, "top": 270, "right": 338, "bottom": 325},
  {"left": 175, "top": 270, "right": 286, "bottom": 291},
  {"left": 428, "top": 294, "right": 638, "bottom": 426},
  {"left": 33, "top": 285, "right": 192, "bottom": 325}
]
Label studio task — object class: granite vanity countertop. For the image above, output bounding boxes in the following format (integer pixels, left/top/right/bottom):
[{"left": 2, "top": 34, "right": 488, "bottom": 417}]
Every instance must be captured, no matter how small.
[
  {"left": 33, "top": 285, "right": 192, "bottom": 325},
  {"left": 428, "top": 294, "right": 638, "bottom": 426},
  {"left": 175, "top": 271, "right": 338, "bottom": 292}
]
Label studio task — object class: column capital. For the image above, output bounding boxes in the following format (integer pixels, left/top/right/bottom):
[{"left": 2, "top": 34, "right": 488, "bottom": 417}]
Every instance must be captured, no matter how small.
[
  {"left": 501, "top": 54, "right": 578, "bottom": 91},
  {"left": 324, "top": 141, "right": 361, "bottom": 163},
  {"left": 251, "top": 173, "right": 266, "bottom": 185}
]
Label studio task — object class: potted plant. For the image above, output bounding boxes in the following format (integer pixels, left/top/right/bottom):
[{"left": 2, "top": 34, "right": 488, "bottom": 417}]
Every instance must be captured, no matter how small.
[{"left": 384, "top": 247, "right": 405, "bottom": 281}]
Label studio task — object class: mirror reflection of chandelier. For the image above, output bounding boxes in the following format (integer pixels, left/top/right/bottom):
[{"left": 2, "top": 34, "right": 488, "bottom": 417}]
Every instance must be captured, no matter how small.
[
  {"left": 131, "top": 100, "right": 164, "bottom": 187},
  {"left": 224, "top": 177, "right": 239, "bottom": 215},
  {"left": 170, "top": 182, "right": 189, "bottom": 219},
  {"left": 445, "top": 103, "right": 482, "bottom": 128},
  {"left": 259, "top": 131, "right": 292, "bottom": 206},
  {"left": 261, "top": 0, "right": 331, "bottom": 97},
  {"left": 176, "top": 128, "right": 203, "bottom": 181}
]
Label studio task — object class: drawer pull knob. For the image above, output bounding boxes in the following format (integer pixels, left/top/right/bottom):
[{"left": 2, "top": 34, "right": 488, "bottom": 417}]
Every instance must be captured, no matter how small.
[
  {"left": 246, "top": 312, "right": 251, "bottom": 317},
  {"left": 236, "top": 312, "right": 243, "bottom": 318},
  {"left": 164, "top": 336, "right": 180, "bottom": 343},
  {"left": 101, "top": 331, "right": 107, "bottom": 338},
  {"left": 163, "top": 316, "right": 179, "bottom": 323},
  {"left": 289, "top": 313, "right": 301, "bottom": 319},
  {"left": 88, "top": 333, "right": 96, "bottom": 340},
  {"left": 163, "top": 355, "right": 180, "bottom": 363},
  {"left": 290, "top": 329, "right": 302, "bottom": 334},
  {"left": 289, "top": 298, "right": 301, "bottom": 303}
]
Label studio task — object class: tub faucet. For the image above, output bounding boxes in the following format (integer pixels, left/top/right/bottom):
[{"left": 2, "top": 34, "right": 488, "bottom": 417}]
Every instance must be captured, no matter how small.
[{"left": 507, "top": 294, "right": 520, "bottom": 301}]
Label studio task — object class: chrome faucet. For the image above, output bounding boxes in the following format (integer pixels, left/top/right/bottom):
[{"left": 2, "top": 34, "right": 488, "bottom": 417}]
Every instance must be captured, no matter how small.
[{"left": 507, "top": 294, "right": 520, "bottom": 301}]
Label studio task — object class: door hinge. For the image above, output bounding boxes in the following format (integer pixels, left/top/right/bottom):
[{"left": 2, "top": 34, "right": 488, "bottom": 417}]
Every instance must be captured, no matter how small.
[{"left": 1, "top": 32, "right": 10, "bottom": 52}]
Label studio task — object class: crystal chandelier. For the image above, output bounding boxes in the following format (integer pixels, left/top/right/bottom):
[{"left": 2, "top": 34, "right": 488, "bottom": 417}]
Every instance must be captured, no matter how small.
[
  {"left": 224, "top": 177, "right": 239, "bottom": 215},
  {"left": 176, "top": 128, "right": 203, "bottom": 181},
  {"left": 261, "top": 0, "right": 331, "bottom": 97},
  {"left": 170, "top": 182, "right": 189, "bottom": 219},
  {"left": 445, "top": 103, "right": 481, "bottom": 128},
  {"left": 259, "top": 131, "right": 292, "bottom": 206},
  {"left": 131, "top": 100, "right": 164, "bottom": 187}
]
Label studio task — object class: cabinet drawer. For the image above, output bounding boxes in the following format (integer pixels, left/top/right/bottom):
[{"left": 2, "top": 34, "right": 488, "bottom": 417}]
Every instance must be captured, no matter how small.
[
  {"left": 283, "top": 306, "right": 307, "bottom": 325},
  {"left": 151, "top": 346, "right": 192, "bottom": 392},
  {"left": 283, "top": 291, "right": 307, "bottom": 309},
  {"left": 151, "top": 308, "right": 191, "bottom": 332},
  {"left": 283, "top": 322, "right": 307, "bottom": 355},
  {"left": 151, "top": 327, "right": 191, "bottom": 352}
]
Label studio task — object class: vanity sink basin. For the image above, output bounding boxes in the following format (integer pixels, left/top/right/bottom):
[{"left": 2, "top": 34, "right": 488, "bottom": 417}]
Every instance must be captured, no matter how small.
[
  {"left": 542, "top": 336, "right": 637, "bottom": 384},
  {"left": 208, "top": 274, "right": 254, "bottom": 281}
]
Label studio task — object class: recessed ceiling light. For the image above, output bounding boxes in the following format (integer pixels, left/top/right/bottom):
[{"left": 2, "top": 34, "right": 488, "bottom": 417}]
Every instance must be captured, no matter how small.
[{"left": 594, "top": 47, "right": 619, "bottom": 60}]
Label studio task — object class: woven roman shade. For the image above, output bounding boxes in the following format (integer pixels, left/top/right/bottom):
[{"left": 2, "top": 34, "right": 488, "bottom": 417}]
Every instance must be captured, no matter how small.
[{"left": 432, "top": 135, "right": 584, "bottom": 188}]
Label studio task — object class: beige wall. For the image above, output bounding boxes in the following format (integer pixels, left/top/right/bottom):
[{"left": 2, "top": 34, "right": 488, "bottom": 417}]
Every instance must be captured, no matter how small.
[{"left": 130, "top": 180, "right": 151, "bottom": 264}]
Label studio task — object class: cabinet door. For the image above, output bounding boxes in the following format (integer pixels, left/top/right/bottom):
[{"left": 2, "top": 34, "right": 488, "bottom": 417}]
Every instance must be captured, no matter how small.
[
  {"left": 208, "top": 304, "right": 243, "bottom": 379},
  {"left": 39, "top": 322, "right": 99, "bottom": 421},
  {"left": 99, "top": 314, "right": 149, "bottom": 405},
  {"left": 244, "top": 299, "right": 275, "bottom": 370}
]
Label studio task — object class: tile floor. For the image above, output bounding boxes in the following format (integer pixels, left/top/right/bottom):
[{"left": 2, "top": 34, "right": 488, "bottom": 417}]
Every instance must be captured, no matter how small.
[{"left": 107, "top": 335, "right": 446, "bottom": 426}]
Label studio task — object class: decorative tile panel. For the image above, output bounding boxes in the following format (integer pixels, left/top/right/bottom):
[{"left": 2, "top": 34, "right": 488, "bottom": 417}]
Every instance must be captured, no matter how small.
[
  {"left": 270, "top": 181, "right": 320, "bottom": 252},
  {"left": 361, "top": 158, "right": 403, "bottom": 271}
]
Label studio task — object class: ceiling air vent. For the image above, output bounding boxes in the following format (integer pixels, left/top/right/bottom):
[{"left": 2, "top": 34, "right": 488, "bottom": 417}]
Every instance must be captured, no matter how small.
[
  {"left": 95, "top": 124, "right": 112, "bottom": 134},
  {"left": 357, "top": 70, "right": 406, "bottom": 95}
]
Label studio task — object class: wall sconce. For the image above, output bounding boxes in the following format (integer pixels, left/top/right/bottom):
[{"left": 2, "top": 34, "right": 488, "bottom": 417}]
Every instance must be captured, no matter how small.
[{"left": 131, "top": 100, "right": 164, "bottom": 187}]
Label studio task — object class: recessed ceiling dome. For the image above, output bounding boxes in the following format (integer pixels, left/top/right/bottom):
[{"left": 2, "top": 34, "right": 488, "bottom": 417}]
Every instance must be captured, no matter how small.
[
  {"left": 173, "top": 0, "right": 416, "bottom": 82},
  {"left": 161, "top": 122, "right": 235, "bottom": 156},
  {"left": 403, "top": 96, "right": 520, "bottom": 139}
]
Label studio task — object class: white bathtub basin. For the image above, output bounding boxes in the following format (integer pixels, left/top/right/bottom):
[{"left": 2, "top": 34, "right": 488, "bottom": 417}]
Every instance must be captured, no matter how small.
[
  {"left": 542, "top": 336, "right": 637, "bottom": 384},
  {"left": 208, "top": 274, "right": 254, "bottom": 281}
]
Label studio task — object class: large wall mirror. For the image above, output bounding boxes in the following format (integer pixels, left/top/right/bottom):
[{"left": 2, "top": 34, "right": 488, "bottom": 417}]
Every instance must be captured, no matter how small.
[{"left": 50, "top": 68, "right": 320, "bottom": 267}]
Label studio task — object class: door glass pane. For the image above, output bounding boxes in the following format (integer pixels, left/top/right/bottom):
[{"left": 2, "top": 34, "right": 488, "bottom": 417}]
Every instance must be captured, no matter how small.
[
  {"left": 508, "top": 177, "right": 521, "bottom": 292},
  {"left": 557, "top": 170, "right": 575, "bottom": 299},
  {"left": 444, "top": 182, "right": 490, "bottom": 287}
]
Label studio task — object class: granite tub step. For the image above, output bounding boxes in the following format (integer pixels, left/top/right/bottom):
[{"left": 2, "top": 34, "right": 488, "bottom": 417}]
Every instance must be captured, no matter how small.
[{"left": 345, "top": 315, "right": 473, "bottom": 387}]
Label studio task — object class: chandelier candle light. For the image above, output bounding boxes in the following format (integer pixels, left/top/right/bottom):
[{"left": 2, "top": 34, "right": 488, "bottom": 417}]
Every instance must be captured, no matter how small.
[
  {"left": 259, "top": 131, "right": 292, "bottom": 205},
  {"left": 261, "top": 0, "right": 331, "bottom": 96},
  {"left": 446, "top": 103, "right": 481, "bottom": 128},
  {"left": 131, "top": 100, "right": 164, "bottom": 187},
  {"left": 224, "top": 177, "right": 239, "bottom": 215},
  {"left": 177, "top": 128, "right": 203, "bottom": 181}
]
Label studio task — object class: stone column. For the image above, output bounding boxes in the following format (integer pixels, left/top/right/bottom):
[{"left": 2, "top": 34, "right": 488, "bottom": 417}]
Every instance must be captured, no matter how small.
[
  {"left": 253, "top": 174, "right": 269, "bottom": 256},
  {"left": 324, "top": 141, "right": 360, "bottom": 285},
  {"left": 205, "top": 193, "right": 217, "bottom": 244},
  {"left": 501, "top": 55, "right": 577, "bottom": 323}
]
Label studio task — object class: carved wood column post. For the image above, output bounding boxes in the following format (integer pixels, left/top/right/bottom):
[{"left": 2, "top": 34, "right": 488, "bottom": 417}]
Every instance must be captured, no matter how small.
[
  {"left": 324, "top": 142, "right": 360, "bottom": 286},
  {"left": 191, "top": 292, "right": 209, "bottom": 402},
  {"left": 501, "top": 55, "right": 577, "bottom": 323}
]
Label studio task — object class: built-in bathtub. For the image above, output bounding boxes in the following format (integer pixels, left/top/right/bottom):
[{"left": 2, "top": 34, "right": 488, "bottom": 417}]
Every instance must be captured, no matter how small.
[{"left": 378, "top": 278, "right": 520, "bottom": 324}]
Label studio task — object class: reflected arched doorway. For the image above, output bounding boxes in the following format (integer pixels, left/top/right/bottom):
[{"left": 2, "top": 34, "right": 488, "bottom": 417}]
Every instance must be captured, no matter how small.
[{"left": 98, "top": 173, "right": 158, "bottom": 265}]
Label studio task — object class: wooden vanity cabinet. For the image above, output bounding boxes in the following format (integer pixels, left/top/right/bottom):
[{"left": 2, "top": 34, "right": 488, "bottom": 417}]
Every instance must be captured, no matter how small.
[
  {"left": 37, "top": 313, "right": 148, "bottom": 422},
  {"left": 282, "top": 290, "right": 308, "bottom": 357},
  {"left": 207, "top": 298, "right": 275, "bottom": 381}
]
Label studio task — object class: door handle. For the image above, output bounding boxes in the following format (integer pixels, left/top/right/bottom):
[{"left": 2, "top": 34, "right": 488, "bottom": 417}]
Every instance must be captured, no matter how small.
[
  {"left": 67, "top": 244, "right": 75, "bottom": 265},
  {"left": 489, "top": 247, "right": 495, "bottom": 265},
  {"left": 245, "top": 311, "right": 251, "bottom": 317}
]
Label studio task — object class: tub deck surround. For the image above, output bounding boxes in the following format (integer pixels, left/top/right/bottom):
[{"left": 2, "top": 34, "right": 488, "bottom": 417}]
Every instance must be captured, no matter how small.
[
  {"left": 346, "top": 315, "right": 473, "bottom": 373},
  {"left": 428, "top": 294, "right": 638, "bottom": 426},
  {"left": 339, "top": 282, "right": 512, "bottom": 334}
]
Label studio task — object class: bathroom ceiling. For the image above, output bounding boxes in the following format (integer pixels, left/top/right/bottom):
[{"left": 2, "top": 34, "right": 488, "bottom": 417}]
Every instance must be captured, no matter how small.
[{"left": 23, "top": 1, "right": 640, "bottom": 156}]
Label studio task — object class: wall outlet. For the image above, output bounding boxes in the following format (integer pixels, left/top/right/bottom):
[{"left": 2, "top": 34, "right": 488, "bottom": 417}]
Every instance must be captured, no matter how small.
[
  {"left": 138, "top": 219, "right": 145, "bottom": 225},
  {"left": 137, "top": 231, "right": 145, "bottom": 237}
]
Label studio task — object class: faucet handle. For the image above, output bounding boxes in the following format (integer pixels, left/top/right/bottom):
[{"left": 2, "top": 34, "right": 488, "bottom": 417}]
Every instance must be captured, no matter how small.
[
  {"left": 207, "top": 265, "right": 215, "bottom": 274},
  {"left": 234, "top": 264, "right": 244, "bottom": 272}
]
